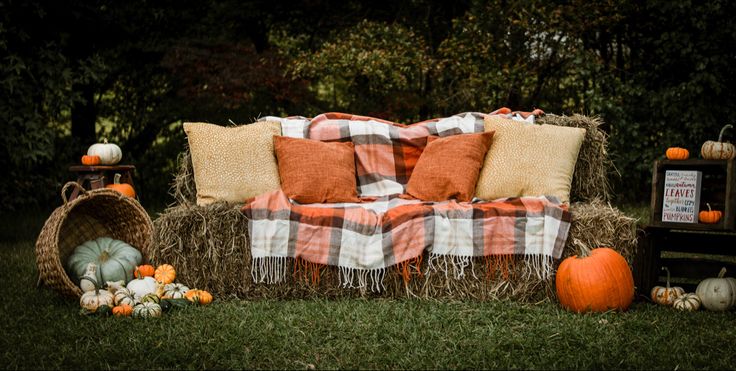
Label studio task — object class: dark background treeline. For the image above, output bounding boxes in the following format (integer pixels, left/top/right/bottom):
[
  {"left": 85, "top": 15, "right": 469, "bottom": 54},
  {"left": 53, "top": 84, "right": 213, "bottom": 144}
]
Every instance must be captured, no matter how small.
[{"left": 2, "top": 0, "right": 734, "bottom": 210}]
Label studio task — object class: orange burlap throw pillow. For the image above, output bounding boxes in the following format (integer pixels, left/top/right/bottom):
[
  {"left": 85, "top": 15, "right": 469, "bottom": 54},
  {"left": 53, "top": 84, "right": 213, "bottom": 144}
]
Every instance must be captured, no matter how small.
[
  {"left": 404, "top": 131, "right": 494, "bottom": 202},
  {"left": 273, "top": 135, "right": 361, "bottom": 204}
]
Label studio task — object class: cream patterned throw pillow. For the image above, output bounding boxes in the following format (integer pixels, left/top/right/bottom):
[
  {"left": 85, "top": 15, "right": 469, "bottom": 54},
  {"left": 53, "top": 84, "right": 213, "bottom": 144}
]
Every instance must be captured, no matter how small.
[
  {"left": 475, "top": 115, "right": 585, "bottom": 204},
  {"left": 184, "top": 121, "right": 282, "bottom": 205}
]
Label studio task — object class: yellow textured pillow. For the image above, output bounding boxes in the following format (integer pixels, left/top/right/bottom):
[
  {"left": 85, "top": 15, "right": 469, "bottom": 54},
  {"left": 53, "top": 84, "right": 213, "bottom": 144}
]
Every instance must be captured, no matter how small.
[
  {"left": 184, "top": 121, "right": 282, "bottom": 205},
  {"left": 475, "top": 116, "right": 585, "bottom": 203}
]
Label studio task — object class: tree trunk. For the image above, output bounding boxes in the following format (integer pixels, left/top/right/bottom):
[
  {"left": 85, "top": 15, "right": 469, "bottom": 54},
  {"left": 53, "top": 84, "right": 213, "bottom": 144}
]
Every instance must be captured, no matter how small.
[{"left": 71, "top": 82, "right": 97, "bottom": 146}]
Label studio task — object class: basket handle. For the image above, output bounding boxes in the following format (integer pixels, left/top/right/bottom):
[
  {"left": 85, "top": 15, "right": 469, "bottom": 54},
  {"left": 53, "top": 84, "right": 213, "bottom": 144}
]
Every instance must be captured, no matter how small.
[{"left": 61, "top": 181, "right": 87, "bottom": 204}]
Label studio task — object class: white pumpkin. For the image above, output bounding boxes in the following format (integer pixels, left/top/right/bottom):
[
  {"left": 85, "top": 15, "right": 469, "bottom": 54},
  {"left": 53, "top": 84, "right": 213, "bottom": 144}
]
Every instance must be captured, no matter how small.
[
  {"left": 126, "top": 276, "right": 158, "bottom": 300},
  {"left": 673, "top": 293, "right": 701, "bottom": 311},
  {"left": 87, "top": 138, "right": 122, "bottom": 165},
  {"left": 79, "top": 262, "right": 98, "bottom": 292},
  {"left": 79, "top": 277, "right": 114, "bottom": 313},
  {"left": 162, "top": 283, "right": 190, "bottom": 299},
  {"left": 113, "top": 287, "right": 137, "bottom": 306},
  {"left": 700, "top": 124, "right": 735, "bottom": 160},
  {"left": 105, "top": 280, "right": 126, "bottom": 295},
  {"left": 696, "top": 267, "right": 736, "bottom": 311},
  {"left": 650, "top": 267, "right": 684, "bottom": 306}
]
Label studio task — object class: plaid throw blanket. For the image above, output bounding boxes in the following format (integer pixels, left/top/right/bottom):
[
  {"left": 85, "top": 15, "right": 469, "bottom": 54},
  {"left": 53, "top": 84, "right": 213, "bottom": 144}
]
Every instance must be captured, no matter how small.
[
  {"left": 246, "top": 109, "right": 565, "bottom": 290},
  {"left": 242, "top": 190, "right": 571, "bottom": 290}
]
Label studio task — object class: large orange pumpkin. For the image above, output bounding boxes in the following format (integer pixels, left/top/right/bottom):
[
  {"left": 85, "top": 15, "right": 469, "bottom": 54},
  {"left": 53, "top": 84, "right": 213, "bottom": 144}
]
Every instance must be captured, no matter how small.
[{"left": 555, "top": 247, "right": 635, "bottom": 313}]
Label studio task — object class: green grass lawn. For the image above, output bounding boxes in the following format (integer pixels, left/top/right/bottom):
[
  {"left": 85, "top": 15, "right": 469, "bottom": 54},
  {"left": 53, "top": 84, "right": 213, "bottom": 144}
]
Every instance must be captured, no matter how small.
[{"left": 2, "top": 210, "right": 736, "bottom": 370}]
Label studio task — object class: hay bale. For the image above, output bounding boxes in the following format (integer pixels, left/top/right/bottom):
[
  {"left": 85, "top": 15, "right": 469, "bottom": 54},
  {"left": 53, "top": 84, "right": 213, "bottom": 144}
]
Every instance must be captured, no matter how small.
[
  {"left": 538, "top": 114, "right": 613, "bottom": 203},
  {"left": 150, "top": 199, "right": 556, "bottom": 301},
  {"left": 150, "top": 114, "right": 638, "bottom": 302},
  {"left": 171, "top": 148, "right": 197, "bottom": 206},
  {"left": 149, "top": 199, "right": 638, "bottom": 302},
  {"left": 565, "top": 199, "right": 639, "bottom": 265},
  {"left": 150, "top": 202, "right": 250, "bottom": 298}
]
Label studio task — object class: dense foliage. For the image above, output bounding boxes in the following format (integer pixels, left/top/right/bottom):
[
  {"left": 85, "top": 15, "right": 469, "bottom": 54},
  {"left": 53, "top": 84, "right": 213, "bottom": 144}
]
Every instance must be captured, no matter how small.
[{"left": 1, "top": 0, "right": 734, "bottom": 208}]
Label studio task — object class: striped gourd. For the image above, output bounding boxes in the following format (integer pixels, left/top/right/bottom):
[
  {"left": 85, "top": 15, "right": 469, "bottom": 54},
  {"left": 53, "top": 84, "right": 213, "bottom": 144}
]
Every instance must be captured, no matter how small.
[{"left": 132, "top": 302, "right": 162, "bottom": 318}]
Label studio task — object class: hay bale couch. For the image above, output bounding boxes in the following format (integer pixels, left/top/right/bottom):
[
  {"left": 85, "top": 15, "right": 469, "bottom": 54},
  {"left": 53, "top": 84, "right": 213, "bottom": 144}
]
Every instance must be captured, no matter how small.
[{"left": 150, "top": 109, "right": 638, "bottom": 302}]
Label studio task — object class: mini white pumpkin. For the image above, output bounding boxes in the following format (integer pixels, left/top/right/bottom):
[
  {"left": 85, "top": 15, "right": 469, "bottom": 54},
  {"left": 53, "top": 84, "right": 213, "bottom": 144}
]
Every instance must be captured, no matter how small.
[
  {"left": 673, "top": 293, "right": 701, "bottom": 311},
  {"left": 126, "top": 276, "right": 158, "bottom": 300},
  {"left": 701, "top": 124, "right": 735, "bottom": 160},
  {"left": 79, "top": 277, "right": 114, "bottom": 313},
  {"left": 105, "top": 280, "right": 126, "bottom": 295},
  {"left": 132, "top": 302, "right": 162, "bottom": 318},
  {"left": 79, "top": 263, "right": 98, "bottom": 292},
  {"left": 113, "top": 287, "right": 137, "bottom": 306},
  {"left": 696, "top": 267, "right": 736, "bottom": 311},
  {"left": 650, "top": 267, "right": 685, "bottom": 306},
  {"left": 87, "top": 138, "right": 122, "bottom": 165},
  {"left": 162, "top": 283, "right": 190, "bottom": 299}
]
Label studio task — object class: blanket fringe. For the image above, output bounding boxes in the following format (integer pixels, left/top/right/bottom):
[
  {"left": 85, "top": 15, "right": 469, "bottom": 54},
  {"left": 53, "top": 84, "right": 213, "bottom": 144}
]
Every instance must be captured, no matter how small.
[
  {"left": 251, "top": 256, "right": 288, "bottom": 284},
  {"left": 396, "top": 255, "right": 423, "bottom": 284},
  {"left": 293, "top": 257, "right": 324, "bottom": 286},
  {"left": 339, "top": 266, "right": 386, "bottom": 292},
  {"left": 427, "top": 253, "right": 555, "bottom": 283},
  {"left": 252, "top": 256, "right": 389, "bottom": 292},
  {"left": 426, "top": 254, "right": 477, "bottom": 280},
  {"left": 252, "top": 254, "right": 555, "bottom": 291}
]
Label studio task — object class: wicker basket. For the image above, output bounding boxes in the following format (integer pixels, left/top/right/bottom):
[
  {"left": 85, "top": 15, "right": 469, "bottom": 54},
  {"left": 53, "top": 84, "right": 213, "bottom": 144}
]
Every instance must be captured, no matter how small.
[{"left": 35, "top": 182, "right": 153, "bottom": 298}]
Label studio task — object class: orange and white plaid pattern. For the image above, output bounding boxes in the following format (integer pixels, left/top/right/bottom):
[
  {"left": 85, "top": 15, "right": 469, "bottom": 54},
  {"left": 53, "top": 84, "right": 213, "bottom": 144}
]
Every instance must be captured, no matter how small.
[
  {"left": 242, "top": 190, "right": 570, "bottom": 291},
  {"left": 248, "top": 109, "right": 556, "bottom": 291}
]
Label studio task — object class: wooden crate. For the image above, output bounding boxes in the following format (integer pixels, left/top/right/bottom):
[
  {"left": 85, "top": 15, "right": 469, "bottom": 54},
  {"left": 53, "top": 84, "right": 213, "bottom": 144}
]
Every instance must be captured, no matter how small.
[
  {"left": 650, "top": 159, "right": 735, "bottom": 231},
  {"left": 633, "top": 158, "right": 736, "bottom": 297},
  {"left": 635, "top": 226, "right": 736, "bottom": 294}
]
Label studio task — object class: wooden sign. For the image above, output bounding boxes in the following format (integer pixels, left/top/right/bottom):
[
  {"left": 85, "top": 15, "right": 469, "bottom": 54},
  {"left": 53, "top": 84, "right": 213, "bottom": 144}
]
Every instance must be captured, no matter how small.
[{"left": 661, "top": 170, "right": 702, "bottom": 223}]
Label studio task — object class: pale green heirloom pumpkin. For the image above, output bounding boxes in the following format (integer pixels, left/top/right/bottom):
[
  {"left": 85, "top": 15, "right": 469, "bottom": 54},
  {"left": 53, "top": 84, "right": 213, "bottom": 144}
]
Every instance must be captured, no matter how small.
[{"left": 67, "top": 237, "right": 142, "bottom": 285}]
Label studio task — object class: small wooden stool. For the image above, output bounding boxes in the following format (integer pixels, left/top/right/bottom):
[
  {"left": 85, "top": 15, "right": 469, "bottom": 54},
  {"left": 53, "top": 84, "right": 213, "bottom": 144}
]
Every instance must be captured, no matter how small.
[{"left": 68, "top": 165, "right": 136, "bottom": 201}]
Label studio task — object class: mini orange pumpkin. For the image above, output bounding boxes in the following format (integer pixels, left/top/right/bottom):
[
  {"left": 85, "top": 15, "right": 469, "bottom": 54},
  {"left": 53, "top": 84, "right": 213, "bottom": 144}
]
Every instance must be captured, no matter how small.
[
  {"left": 112, "top": 304, "right": 133, "bottom": 317},
  {"left": 105, "top": 173, "right": 135, "bottom": 198},
  {"left": 666, "top": 147, "right": 689, "bottom": 160},
  {"left": 185, "top": 289, "right": 213, "bottom": 305},
  {"left": 81, "top": 155, "right": 101, "bottom": 166},
  {"left": 699, "top": 203, "right": 723, "bottom": 224},
  {"left": 555, "top": 247, "right": 635, "bottom": 313},
  {"left": 134, "top": 264, "right": 155, "bottom": 278},
  {"left": 154, "top": 264, "right": 176, "bottom": 284}
]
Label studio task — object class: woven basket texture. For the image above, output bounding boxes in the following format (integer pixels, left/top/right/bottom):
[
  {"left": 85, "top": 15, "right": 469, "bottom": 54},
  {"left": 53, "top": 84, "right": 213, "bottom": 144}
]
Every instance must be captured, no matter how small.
[{"left": 35, "top": 182, "right": 153, "bottom": 298}]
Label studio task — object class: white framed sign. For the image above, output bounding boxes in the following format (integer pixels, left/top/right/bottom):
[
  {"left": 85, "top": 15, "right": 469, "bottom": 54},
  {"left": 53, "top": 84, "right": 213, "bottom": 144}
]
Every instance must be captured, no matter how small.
[{"left": 661, "top": 170, "right": 702, "bottom": 223}]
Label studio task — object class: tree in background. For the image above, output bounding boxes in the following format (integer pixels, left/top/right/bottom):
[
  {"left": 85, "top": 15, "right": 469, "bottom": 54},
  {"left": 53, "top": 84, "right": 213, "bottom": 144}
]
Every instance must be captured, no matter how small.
[{"left": 2, "top": 0, "right": 734, "bottom": 209}]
